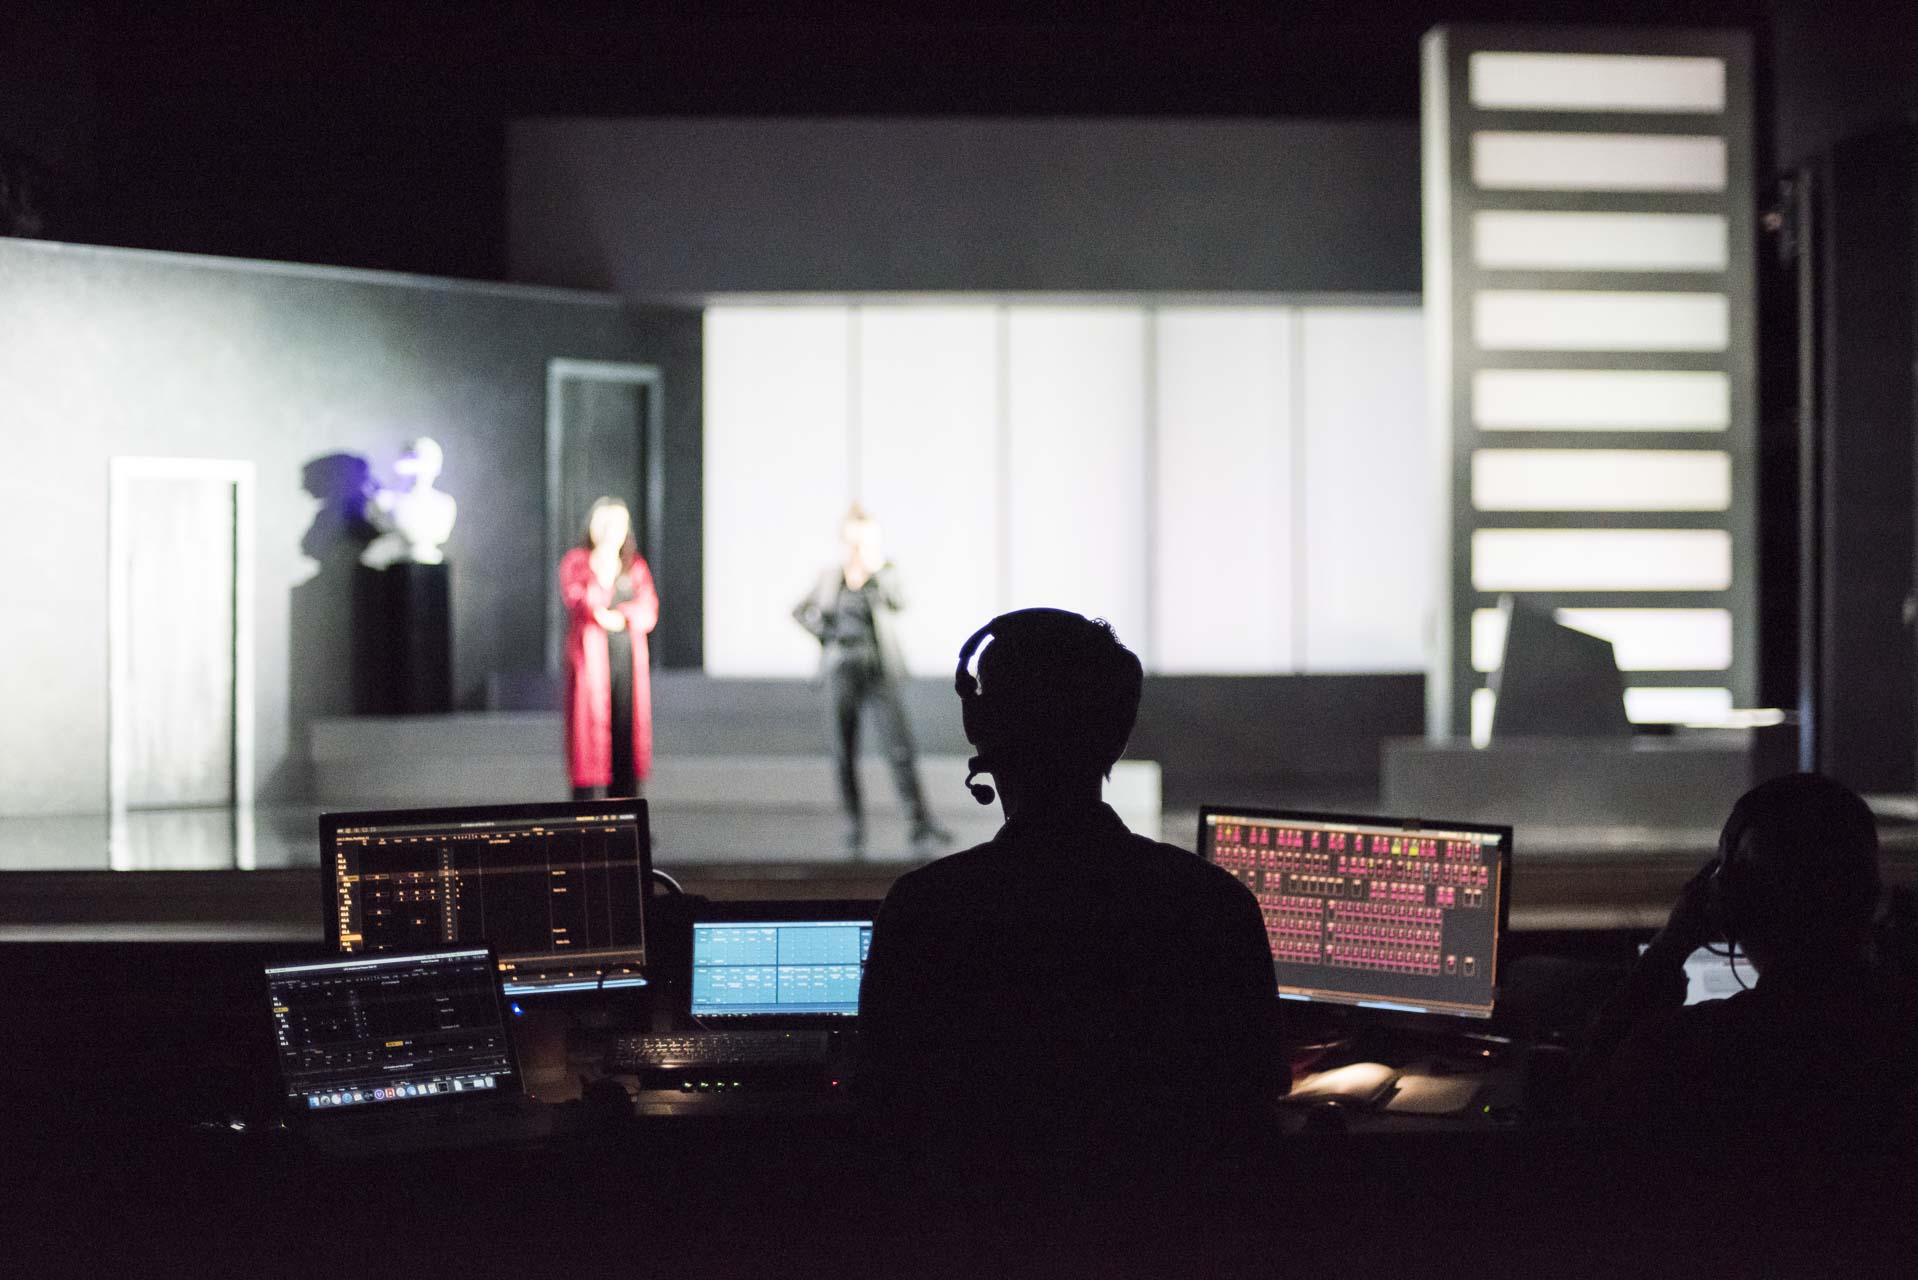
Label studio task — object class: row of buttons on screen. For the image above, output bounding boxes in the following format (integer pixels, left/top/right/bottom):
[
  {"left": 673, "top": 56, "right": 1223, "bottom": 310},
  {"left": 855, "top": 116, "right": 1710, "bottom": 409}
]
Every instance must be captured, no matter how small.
[
  {"left": 674, "top": 1079, "right": 844, "bottom": 1093},
  {"left": 306, "top": 1076, "right": 498, "bottom": 1107}
]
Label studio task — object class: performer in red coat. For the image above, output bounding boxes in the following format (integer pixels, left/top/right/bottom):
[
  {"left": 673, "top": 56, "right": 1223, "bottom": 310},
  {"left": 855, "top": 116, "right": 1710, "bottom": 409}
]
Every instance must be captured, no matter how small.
[{"left": 560, "top": 497, "right": 659, "bottom": 798}]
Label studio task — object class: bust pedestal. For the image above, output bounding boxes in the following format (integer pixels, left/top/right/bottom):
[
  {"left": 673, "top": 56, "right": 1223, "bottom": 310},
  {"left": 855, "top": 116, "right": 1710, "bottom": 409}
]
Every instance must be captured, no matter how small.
[{"left": 352, "top": 562, "right": 453, "bottom": 714}]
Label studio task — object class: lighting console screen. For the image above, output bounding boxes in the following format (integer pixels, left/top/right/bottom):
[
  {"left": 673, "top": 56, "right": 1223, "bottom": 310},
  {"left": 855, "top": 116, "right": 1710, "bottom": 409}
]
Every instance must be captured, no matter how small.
[
  {"left": 691, "top": 920, "right": 874, "bottom": 1017},
  {"left": 328, "top": 805, "right": 650, "bottom": 995},
  {"left": 1202, "top": 810, "right": 1508, "bottom": 1019}
]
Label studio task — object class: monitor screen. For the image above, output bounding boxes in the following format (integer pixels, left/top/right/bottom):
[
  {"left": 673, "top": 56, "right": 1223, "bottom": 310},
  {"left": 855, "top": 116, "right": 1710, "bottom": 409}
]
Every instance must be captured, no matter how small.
[
  {"left": 265, "top": 947, "right": 518, "bottom": 1112},
  {"left": 1200, "top": 808, "right": 1511, "bottom": 1020},
  {"left": 690, "top": 919, "right": 874, "bottom": 1018},
  {"left": 323, "top": 802, "right": 652, "bottom": 995}
]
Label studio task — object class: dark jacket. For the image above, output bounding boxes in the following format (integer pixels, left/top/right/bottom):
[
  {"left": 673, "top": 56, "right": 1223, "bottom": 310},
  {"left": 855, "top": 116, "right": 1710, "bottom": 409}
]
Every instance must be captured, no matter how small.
[
  {"left": 1582, "top": 951, "right": 1918, "bottom": 1143},
  {"left": 792, "top": 563, "right": 909, "bottom": 680},
  {"left": 857, "top": 802, "right": 1283, "bottom": 1176}
]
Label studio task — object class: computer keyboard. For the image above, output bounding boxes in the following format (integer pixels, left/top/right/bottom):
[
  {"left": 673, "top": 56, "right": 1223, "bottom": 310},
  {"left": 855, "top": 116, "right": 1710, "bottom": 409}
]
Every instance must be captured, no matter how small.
[{"left": 611, "top": 1030, "right": 833, "bottom": 1072}]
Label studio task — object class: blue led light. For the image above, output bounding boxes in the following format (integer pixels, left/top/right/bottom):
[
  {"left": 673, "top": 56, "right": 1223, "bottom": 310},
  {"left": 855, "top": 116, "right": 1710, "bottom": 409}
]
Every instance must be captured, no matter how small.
[{"left": 509, "top": 1002, "right": 523, "bottom": 1016}]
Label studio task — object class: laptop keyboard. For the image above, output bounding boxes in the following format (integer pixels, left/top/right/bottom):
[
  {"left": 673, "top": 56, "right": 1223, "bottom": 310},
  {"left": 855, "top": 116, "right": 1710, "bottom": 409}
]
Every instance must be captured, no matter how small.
[{"left": 611, "top": 1030, "right": 833, "bottom": 1072}]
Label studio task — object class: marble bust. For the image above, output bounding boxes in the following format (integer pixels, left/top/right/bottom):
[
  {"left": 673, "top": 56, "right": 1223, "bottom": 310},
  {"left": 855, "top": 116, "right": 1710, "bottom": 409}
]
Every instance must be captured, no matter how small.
[{"left": 360, "top": 437, "right": 457, "bottom": 569}]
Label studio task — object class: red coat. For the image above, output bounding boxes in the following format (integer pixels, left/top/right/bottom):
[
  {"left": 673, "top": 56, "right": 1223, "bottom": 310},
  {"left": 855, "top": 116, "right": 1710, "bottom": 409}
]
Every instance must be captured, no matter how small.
[{"left": 560, "top": 547, "right": 659, "bottom": 787}]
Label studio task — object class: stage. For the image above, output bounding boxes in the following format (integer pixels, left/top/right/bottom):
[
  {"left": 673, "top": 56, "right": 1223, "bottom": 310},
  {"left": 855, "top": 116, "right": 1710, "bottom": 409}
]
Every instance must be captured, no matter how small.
[{"left": 7, "top": 789, "right": 1918, "bottom": 942}]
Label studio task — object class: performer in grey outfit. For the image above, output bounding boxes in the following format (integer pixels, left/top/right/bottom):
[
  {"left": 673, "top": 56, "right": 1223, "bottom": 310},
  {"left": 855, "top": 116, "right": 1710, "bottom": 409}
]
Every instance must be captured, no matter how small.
[{"left": 794, "top": 507, "right": 950, "bottom": 853}]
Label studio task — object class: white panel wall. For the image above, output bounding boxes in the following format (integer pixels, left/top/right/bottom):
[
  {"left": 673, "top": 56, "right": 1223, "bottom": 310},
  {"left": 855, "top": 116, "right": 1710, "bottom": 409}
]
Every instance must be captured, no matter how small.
[
  {"left": 703, "top": 307, "right": 852, "bottom": 676},
  {"left": 855, "top": 306, "right": 1002, "bottom": 675},
  {"left": 1005, "top": 308, "right": 1151, "bottom": 659},
  {"left": 1152, "top": 308, "right": 1296, "bottom": 672},
  {"left": 1299, "top": 308, "right": 1431, "bottom": 672},
  {"left": 703, "top": 301, "right": 1432, "bottom": 677}
]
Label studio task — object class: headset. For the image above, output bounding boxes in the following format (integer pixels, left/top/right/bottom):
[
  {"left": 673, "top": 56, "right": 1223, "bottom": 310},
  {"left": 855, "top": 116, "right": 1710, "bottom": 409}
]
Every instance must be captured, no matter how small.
[
  {"left": 953, "top": 612, "right": 1019, "bottom": 806},
  {"left": 952, "top": 608, "right": 1139, "bottom": 807},
  {"left": 1704, "top": 846, "right": 1749, "bottom": 990},
  {"left": 1705, "top": 778, "right": 1884, "bottom": 990}
]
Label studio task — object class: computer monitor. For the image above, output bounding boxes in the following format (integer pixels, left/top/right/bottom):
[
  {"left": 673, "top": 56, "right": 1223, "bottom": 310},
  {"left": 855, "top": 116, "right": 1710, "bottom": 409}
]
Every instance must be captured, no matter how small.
[
  {"left": 1199, "top": 807, "right": 1512, "bottom": 1020},
  {"left": 322, "top": 801, "right": 652, "bottom": 995},
  {"left": 689, "top": 909, "right": 874, "bottom": 1019},
  {"left": 1490, "top": 593, "right": 1632, "bottom": 739},
  {"left": 265, "top": 946, "right": 520, "bottom": 1113}
]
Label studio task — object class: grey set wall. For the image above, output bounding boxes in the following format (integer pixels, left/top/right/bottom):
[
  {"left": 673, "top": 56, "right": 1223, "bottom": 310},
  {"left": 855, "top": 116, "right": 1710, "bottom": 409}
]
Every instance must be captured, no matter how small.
[
  {"left": 0, "top": 238, "right": 699, "bottom": 816},
  {"left": 507, "top": 118, "right": 1422, "bottom": 296}
]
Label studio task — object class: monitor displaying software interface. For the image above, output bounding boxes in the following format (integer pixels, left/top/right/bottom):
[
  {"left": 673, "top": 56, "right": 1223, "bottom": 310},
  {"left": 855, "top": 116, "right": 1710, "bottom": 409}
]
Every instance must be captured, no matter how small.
[
  {"left": 266, "top": 947, "right": 519, "bottom": 1112},
  {"left": 1200, "top": 809, "right": 1511, "bottom": 1020},
  {"left": 324, "top": 802, "right": 651, "bottom": 995},
  {"left": 691, "top": 919, "right": 874, "bottom": 1017}
]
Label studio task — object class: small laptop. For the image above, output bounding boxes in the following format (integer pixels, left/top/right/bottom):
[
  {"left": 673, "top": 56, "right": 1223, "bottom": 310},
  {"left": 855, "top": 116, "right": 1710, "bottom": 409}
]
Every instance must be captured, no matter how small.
[
  {"left": 1639, "top": 942, "right": 1754, "bottom": 1004},
  {"left": 264, "top": 945, "right": 551, "bottom": 1150}
]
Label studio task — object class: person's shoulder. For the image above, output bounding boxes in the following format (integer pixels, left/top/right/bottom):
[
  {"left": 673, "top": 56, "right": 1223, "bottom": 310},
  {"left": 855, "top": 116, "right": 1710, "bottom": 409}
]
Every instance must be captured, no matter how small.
[
  {"left": 1128, "top": 833, "right": 1258, "bottom": 899},
  {"left": 888, "top": 839, "right": 1005, "bottom": 896}
]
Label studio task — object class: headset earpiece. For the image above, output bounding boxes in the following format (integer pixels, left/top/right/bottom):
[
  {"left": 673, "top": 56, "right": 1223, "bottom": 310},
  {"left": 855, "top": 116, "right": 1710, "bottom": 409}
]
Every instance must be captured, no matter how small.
[{"left": 955, "top": 618, "right": 1005, "bottom": 806}]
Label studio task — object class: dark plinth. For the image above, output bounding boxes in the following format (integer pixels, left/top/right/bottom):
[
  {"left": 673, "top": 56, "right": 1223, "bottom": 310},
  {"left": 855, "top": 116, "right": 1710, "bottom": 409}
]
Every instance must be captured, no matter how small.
[
  {"left": 1381, "top": 729, "right": 1798, "bottom": 829},
  {"left": 352, "top": 562, "right": 453, "bottom": 714}
]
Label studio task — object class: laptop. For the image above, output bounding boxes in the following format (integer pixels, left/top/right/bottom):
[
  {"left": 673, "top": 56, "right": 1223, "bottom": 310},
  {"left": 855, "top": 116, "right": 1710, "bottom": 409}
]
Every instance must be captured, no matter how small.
[
  {"left": 1639, "top": 942, "right": 1754, "bottom": 1004},
  {"left": 265, "top": 945, "right": 552, "bottom": 1150}
]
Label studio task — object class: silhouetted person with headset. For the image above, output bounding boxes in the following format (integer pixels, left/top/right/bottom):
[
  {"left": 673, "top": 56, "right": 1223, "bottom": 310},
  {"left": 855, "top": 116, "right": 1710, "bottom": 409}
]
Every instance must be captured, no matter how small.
[
  {"left": 1582, "top": 773, "right": 1918, "bottom": 1139},
  {"left": 857, "top": 608, "right": 1282, "bottom": 1184}
]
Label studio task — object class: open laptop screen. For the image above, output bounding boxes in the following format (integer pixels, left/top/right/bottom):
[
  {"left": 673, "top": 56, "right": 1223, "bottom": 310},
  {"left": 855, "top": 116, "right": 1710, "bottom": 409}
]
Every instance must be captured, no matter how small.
[
  {"left": 266, "top": 947, "right": 519, "bottom": 1112},
  {"left": 691, "top": 920, "right": 873, "bottom": 1018},
  {"left": 1200, "top": 808, "right": 1512, "bottom": 1020}
]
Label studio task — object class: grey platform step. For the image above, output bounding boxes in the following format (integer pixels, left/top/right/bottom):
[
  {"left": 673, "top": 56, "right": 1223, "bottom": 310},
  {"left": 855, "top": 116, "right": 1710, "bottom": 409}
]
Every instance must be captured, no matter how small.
[{"left": 311, "top": 714, "right": 1161, "bottom": 837}]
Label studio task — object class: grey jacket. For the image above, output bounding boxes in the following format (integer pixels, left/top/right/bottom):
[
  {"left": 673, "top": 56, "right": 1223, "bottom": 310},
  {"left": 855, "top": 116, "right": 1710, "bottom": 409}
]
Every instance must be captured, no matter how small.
[{"left": 793, "top": 563, "right": 910, "bottom": 680}]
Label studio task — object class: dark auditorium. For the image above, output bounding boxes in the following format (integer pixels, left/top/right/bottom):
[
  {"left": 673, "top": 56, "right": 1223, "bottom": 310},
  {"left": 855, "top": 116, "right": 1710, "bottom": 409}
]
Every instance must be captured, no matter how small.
[{"left": 8, "top": 2, "right": 1918, "bottom": 1275}]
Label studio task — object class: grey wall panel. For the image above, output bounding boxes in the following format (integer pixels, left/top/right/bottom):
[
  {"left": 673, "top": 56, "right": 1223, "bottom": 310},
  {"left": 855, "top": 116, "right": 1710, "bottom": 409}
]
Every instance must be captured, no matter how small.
[
  {"left": 0, "top": 238, "right": 692, "bottom": 816},
  {"left": 507, "top": 118, "right": 1421, "bottom": 297}
]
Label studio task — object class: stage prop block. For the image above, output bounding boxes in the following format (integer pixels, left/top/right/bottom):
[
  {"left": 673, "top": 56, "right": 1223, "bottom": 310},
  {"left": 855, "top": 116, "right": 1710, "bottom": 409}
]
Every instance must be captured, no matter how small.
[
  {"left": 1381, "top": 728, "right": 1794, "bottom": 828},
  {"left": 350, "top": 563, "right": 453, "bottom": 714}
]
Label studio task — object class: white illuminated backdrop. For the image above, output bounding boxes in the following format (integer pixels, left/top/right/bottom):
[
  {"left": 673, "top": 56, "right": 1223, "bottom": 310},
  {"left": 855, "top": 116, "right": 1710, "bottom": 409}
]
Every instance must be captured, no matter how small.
[{"left": 703, "top": 301, "right": 1429, "bottom": 677}]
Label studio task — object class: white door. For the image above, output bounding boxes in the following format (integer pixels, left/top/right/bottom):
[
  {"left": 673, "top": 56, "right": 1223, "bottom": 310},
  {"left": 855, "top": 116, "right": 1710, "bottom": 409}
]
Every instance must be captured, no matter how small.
[{"left": 110, "top": 458, "right": 255, "bottom": 809}]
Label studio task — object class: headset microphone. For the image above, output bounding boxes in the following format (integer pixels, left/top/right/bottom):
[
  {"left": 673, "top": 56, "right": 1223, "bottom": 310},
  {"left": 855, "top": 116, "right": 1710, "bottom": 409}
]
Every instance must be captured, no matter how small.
[{"left": 964, "top": 755, "right": 996, "bottom": 806}]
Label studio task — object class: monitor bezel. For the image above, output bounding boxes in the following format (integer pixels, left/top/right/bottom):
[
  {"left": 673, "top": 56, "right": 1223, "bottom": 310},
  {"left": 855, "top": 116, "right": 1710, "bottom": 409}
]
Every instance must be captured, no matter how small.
[
  {"left": 265, "top": 943, "right": 524, "bottom": 1114},
  {"left": 685, "top": 898, "right": 879, "bottom": 1021},
  {"left": 319, "top": 800, "right": 655, "bottom": 994},
  {"left": 1196, "top": 805, "right": 1514, "bottom": 1027}
]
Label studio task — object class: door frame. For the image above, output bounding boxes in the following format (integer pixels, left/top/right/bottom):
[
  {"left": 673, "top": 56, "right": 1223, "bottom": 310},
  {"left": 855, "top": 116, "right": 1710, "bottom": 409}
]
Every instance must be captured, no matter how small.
[
  {"left": 545, "top": 359, "right": 665, "bottom": 671},
  {"left": 107, "top": 456, "right": 257, "bottom": 812}
]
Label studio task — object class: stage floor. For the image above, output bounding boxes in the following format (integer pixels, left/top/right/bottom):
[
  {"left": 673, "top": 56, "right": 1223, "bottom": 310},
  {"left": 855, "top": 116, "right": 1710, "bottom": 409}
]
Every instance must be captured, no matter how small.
[{"left": 5, "top": 795, "right": 1917, "bottom": 940}]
